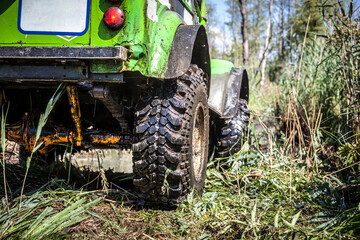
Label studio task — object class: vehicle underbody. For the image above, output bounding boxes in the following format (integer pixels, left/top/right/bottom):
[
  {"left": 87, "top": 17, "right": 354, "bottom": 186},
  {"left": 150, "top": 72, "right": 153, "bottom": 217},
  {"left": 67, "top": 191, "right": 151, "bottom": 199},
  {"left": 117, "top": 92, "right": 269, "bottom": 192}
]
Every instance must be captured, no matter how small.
[{"left": 0, "top": 60, "right": 152, "bottom": 155}]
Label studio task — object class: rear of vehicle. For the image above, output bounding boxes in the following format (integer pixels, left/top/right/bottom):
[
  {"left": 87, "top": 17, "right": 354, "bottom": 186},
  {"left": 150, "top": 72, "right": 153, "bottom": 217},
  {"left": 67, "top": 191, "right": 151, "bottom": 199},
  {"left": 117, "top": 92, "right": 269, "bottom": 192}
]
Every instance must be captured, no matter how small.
[
  {"left": 0, "top": 0, "right": 250, "bottom": 205},
  {"left": 0, "top": 0, "right": 204, "bottom": 145},
  {"left": 0, "top": 0, "right": 214, "bottom": 204},
  {"left": 0, "top": 0, "right": 134, "bottom": 152}
]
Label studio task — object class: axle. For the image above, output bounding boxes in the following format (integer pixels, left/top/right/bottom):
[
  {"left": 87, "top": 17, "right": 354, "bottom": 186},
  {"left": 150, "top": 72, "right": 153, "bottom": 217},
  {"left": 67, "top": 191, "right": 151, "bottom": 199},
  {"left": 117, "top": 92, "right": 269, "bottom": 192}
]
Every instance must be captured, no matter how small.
[
  {"left": 3, "top": 114, "right": 131, "bottom": 154},
  {"left": 1, "top": 85, "right": 132, "bottom": 154}
]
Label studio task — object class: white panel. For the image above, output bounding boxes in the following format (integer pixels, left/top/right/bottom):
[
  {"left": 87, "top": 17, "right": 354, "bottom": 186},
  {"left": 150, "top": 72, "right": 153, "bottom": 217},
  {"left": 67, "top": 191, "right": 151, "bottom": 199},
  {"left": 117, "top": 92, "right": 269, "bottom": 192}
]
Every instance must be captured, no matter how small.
[
  {"left": 147, "top": 0, "right": 158, "bottom": 22},
  {"left": 183, "top": 8, "right": 193, "bottom": 25},
  {"left": 208, "top": 74, "right": 229, "bottom": 114},
  {"left": 159, "top": 0, "right": 171, "bottom": 9},
  {"left": 20, "top": 0, "right": 88, "bottom": 34}
]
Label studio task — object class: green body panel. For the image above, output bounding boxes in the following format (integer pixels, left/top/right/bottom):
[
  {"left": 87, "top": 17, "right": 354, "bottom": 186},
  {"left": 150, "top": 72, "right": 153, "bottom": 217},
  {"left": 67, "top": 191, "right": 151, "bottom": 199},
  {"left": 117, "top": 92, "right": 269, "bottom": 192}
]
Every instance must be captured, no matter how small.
[
  {"left": 209, "top": 59, "right": 234, "bottom": 114},
  {"left": 210, "top": 59, "right": 235, "bottom": 76},
  {"left": 118, "top": 1, "right": 183, "bottom": 78},
  {"left": 0, "top": 0, "right": 207, "bottom": 78},
  {"left": 195, "top": 0, "right": 207, "bottom": 27}
]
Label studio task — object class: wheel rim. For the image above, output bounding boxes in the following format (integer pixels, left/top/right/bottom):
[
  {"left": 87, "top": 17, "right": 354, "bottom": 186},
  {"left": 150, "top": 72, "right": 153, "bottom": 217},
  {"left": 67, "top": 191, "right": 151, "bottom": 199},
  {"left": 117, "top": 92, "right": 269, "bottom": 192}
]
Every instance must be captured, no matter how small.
[{"left": 192, "top": 103, "right": 206, "bottom": 182}]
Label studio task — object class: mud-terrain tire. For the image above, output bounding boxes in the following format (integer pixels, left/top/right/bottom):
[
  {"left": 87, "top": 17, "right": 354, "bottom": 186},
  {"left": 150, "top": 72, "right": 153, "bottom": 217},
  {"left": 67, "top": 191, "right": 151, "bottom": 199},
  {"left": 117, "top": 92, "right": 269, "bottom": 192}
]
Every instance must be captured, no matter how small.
[
  {"left": 133, "top": 64, "right": 209, "bottom": 203},
  {"left": 216, "top": 99, "right": 250, "bottom": 158}
]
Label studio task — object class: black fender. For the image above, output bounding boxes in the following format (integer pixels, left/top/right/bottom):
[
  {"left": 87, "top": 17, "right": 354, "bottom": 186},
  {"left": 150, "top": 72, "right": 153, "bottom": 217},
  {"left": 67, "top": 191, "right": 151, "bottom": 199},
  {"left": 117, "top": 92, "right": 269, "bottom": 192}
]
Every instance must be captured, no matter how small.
[
  {"left": 222, "top": 68, "right": 249, "bottom": 118},
  {"left": 164, "top": 25, "right": 211, "bottom": 86},
  {"left": 208, "top": 68, "right": 249, "bottom": 118}
]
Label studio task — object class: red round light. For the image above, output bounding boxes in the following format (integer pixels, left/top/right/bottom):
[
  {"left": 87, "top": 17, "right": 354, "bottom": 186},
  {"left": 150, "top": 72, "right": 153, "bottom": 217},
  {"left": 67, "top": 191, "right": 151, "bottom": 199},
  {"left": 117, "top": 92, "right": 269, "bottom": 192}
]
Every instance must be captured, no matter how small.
[{"left": 103, "top": 7, "right": 125, "bottom": 30}]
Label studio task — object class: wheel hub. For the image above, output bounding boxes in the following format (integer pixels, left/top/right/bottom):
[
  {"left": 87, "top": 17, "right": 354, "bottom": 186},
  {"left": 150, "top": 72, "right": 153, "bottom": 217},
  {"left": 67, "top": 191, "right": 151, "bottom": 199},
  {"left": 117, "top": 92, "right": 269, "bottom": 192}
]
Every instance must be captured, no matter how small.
[{"left": 192, "top": 103, "right": 206, "bottom": 182}]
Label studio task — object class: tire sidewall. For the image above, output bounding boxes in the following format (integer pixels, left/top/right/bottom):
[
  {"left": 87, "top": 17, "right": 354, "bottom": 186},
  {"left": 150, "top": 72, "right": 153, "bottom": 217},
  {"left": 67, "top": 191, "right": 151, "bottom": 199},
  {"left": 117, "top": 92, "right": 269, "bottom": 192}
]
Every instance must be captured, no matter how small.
[{"left": 188, "top": 83, "right": 209, "bottom": 195}]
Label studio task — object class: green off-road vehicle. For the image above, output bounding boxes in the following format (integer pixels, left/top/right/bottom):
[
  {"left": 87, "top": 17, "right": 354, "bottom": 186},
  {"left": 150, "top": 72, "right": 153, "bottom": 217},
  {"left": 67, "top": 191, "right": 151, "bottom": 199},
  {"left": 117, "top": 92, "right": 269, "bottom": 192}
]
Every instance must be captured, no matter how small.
[{"left": 0, "top": 0, "right": 249, "bottom": 203}]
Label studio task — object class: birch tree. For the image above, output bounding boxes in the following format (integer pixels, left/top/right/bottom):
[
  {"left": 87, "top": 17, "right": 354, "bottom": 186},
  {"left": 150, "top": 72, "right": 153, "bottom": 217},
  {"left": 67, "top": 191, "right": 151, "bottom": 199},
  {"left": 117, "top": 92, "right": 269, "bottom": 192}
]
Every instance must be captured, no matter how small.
[
  {"left": 259, "top": 0, "right": 273, "bottom": 88},
  {"left": 279, "top": 0, "right": 284, "bottom": 60},
  {"left": 238, "top": 0, "right": 249, "bottom": 67}
]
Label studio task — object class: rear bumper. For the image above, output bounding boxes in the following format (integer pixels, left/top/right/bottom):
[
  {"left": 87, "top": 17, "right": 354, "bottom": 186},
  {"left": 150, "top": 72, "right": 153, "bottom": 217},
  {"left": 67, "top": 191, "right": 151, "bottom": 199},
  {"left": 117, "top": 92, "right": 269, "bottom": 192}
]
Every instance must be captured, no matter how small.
[
  {"left": 0, "top": 46, "right": 128, "bottom": 60},
  {"left": 0, "top": 46, "right": 127, "bottom": 82},
  {"left": 0, "top": 65, "right": 123, "bottom": 82}
]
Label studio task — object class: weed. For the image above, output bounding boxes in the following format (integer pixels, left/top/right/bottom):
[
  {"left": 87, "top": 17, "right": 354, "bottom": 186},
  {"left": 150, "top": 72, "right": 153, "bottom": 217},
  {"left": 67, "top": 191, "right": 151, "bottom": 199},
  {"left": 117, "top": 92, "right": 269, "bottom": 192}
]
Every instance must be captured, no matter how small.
[
  {"left": 18, "top": 85, "right": 63, "bottom": 212},
  {"left": 1, "top": 103, "right": 9, "bottom": 215}
]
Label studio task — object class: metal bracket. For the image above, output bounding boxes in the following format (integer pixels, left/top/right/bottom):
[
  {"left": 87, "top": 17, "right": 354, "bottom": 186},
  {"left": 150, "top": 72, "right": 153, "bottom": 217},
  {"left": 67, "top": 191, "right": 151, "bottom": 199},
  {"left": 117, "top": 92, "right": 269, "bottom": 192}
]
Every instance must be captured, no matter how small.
[
  {"left": 89, "top": 85, "right": 130, "bottom": 133},
  {"left": 67, "top": 86, "right": 83, "bottom": 146}
]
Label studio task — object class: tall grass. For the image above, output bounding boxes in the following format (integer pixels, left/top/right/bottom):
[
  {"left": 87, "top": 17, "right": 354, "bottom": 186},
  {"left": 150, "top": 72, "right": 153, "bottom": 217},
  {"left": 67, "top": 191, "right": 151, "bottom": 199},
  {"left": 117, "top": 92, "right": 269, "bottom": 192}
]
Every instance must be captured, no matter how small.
[
  {"left": 268, "top": 2, "right": 360, "bottom": 237},
  {"left": 324, "top": 0, "right": 360, "bottom": 139},
  {"left": 18, "top": 85, "right": 63, "bottom": 211},
  {"left": 279, "top": 38, "right": 341, "bottom": 173},
  {"left": 1, "top": 104, "right": 10, "bottom": 215},
  {"left": 0, "top": 189, "right": 107, "bottom": 239},
  {"left": 279, "top": 9, "right": 359, "bottom": 170}
]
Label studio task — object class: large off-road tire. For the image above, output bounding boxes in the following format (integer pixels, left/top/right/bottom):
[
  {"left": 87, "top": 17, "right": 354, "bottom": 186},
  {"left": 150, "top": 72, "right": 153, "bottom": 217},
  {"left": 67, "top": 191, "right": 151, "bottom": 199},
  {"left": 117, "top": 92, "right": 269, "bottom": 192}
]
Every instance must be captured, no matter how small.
[
  {"left": 216, "top": 99, "right": 250, "bottom": 158},
  {"left": 133, "top": 65, "right": 209, "bottom": 203}
]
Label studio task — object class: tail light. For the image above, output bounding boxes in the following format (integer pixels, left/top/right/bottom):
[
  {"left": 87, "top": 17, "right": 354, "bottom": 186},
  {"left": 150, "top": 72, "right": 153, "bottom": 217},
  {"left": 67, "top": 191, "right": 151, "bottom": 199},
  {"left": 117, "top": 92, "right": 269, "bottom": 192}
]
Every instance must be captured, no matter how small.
[{"left": 103, "top": 7, "right": 125, "bottom": 30}]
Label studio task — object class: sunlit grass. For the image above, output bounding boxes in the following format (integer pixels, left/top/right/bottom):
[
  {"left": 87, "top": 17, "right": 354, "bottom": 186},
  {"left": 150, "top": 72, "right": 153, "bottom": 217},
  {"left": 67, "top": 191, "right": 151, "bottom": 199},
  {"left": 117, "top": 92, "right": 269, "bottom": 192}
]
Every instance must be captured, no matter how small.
[
  {"left": 248, "top": 80, "right": 281, "bottom": 115},
  {"left": 18, "top": 84, "right": 64, "bottom": 212}
]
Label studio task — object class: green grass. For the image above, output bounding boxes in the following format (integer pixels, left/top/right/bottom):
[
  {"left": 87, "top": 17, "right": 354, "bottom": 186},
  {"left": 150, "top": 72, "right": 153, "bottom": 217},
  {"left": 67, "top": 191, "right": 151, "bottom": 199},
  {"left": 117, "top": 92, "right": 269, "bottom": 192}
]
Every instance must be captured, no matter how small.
[
  {"left": 18, "top": 84, "right": 63, "bottom": 212},
  {"left": 1, "top": 119, "right": 358, "bottom": 239},
  {"left": 0, "top": 191, "right": 104, "bottom": 239}
]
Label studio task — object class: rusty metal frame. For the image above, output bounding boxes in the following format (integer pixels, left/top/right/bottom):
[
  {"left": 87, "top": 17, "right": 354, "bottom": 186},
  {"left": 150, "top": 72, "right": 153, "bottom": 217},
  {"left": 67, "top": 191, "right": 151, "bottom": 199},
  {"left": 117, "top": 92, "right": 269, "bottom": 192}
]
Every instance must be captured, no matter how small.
[
  {"left": 66, "top": 86, "right": 83, "bottom": 146},
  {"left": 1, "top": 85, "right": 132, "bottom": 154},
  {"left": 89, "top": 84, "right": 130, "bottom": 133},
  {"left": 3, "top": 114, "right": 130, "bottom": 154}
]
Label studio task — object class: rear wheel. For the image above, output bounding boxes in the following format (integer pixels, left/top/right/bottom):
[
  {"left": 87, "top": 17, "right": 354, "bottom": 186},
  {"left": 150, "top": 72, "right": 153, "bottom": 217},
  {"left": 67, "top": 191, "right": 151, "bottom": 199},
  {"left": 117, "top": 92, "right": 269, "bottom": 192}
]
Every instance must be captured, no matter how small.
[
  {"left": 133, "top": 65, "right": 209, "bottom": 203},
  {"left": 216, "top": 99, "right": 250, "bottom": 158}
]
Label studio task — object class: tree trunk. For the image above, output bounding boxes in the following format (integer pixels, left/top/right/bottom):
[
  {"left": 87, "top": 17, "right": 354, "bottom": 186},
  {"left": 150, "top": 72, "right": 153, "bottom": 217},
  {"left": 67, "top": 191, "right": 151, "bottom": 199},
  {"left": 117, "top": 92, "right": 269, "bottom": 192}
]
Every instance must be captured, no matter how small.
[
  {"left": 253, "top": 2, "right": 261, "bottom": 75},
  {"left": 231, "top": 0, "right": 239, "bottom": 67},
  {"left": 238, "top": 0, "right": 249, "bottom": 67},
  {"left": 259, "top": 0, "right": 273, "bottom": 88},
  {"left": 279, "top": 0, "right": 284, "bottom": 60}
]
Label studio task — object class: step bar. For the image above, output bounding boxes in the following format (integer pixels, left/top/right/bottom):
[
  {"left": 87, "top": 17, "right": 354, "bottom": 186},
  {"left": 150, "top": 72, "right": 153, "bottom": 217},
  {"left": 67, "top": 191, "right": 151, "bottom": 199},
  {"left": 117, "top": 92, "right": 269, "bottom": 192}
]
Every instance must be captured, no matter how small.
[{"left": 0, "top": 46, "right": 128, "bottom": 60}]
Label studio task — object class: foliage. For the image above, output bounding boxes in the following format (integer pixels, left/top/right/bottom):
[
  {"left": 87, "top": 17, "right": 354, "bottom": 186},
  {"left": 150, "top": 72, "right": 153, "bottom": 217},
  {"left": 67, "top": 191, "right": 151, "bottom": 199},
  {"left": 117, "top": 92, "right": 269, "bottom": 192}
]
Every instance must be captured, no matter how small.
[
  {"left": 1, "top": 104, "right": 10, "bottom": 215},
  {"left": 324, "top": 0, "right": 360, "bottom": 139},
  {"left": 292, "top": 0, "right": 326, "bottom": 40},
  {"left": 19, "top": 85, "right": 64, "bottom": 211},
  {"left": 278, "top": 0, "right": 359, "bottom": 172},
  {"left": 280, "top": 38, "right": 343, "bottom": 131}
]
